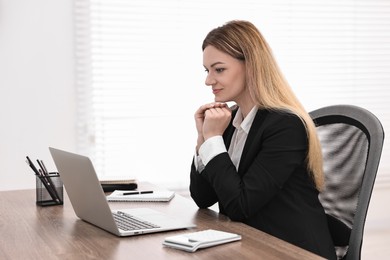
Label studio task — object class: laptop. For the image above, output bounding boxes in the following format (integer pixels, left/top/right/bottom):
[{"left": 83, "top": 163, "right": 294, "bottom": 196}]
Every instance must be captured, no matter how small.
[{"left": 49, "top": 147, "right": 196, "bottom": 237}]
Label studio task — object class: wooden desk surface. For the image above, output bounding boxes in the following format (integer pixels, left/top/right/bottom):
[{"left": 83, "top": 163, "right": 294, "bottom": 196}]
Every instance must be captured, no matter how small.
[{"left": 0, "top": 184, "right": 323, "bottom": 259}]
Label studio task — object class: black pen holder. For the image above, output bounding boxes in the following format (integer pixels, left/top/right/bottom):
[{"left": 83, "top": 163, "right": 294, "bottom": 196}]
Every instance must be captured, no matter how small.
[{"left": 36, "top": 173, "right": 63, "bottom": 206}]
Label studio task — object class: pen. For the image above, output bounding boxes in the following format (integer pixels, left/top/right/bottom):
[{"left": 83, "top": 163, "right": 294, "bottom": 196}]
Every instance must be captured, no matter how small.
[
  {"left": 37, "top": 159, "right": 47, "bottom": 175},
  {"left": 122, "top": 191, "right": 153, "bottom": 195},
  {"left": 40, "top": 160, "right": 49, "bottom": 175},
  {"left": 26, "top": 156, "right": 40, "bottom": 175}
]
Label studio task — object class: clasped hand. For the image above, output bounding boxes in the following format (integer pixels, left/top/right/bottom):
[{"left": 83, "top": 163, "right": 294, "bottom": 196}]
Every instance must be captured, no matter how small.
[{"left": 195, "top": 103, "right": 232, "bottom": 149}]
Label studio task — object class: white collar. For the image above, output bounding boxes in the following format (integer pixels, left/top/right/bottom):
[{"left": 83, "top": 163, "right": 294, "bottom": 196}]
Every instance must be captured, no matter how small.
[{"left": 232, "top": 106, "right": 258, "bottom": 134}]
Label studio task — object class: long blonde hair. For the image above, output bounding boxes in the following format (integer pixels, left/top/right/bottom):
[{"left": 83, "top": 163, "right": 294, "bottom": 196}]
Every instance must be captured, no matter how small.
[{"left": 202, "top": 20, "right": 324, "bottom": 190}]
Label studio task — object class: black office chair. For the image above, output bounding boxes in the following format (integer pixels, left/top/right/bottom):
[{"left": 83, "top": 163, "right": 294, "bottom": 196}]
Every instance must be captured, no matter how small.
[{"left": 309, "top": 105, "right": 384, "bottom": 260}]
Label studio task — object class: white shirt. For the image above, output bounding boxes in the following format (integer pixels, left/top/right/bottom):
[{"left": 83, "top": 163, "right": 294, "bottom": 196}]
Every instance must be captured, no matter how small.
[{"left": 195, "top": 106, "right": 258, "bottom": 172}]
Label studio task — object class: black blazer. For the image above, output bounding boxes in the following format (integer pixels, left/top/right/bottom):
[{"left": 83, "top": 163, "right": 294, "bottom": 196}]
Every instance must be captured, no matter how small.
[{"left": 190, "top": 108, "right": 336, "bottom": 260}]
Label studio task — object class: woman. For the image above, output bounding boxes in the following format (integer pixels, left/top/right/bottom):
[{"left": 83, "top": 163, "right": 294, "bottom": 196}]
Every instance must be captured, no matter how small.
[{"left": 190, "top": 20, "right": 336, "bottom": 259}]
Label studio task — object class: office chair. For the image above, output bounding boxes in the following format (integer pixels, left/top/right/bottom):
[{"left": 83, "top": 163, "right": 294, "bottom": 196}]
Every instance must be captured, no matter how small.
[{"left": 309, "top": 105, "right": 384, "bottom": 260}]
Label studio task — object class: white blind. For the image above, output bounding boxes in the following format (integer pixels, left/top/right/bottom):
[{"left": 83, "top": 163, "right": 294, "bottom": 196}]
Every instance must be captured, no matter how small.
[{"left": 74, "top": 0, "right": 390, "bottom": 189}]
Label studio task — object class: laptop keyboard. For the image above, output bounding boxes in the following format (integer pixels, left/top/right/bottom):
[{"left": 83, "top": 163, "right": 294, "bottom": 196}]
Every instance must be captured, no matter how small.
[{"left": 113, "top": 211, "right": 160, "bottom": 231}]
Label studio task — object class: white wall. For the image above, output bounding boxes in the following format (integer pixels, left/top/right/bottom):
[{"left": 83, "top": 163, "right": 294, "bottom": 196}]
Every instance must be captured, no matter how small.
[{"left": 0, "top": 0, "right": 75, "bottom": 190}]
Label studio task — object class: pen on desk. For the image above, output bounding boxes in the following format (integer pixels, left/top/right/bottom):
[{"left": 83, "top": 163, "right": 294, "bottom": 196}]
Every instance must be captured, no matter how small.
[{"left": 122, "top": 191, "right": 153, "bottom": 195}]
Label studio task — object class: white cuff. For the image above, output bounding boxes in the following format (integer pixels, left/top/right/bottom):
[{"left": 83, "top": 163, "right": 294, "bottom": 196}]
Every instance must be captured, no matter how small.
[{"left": 199, "top": 136, "right": 226, "bottom": 166}]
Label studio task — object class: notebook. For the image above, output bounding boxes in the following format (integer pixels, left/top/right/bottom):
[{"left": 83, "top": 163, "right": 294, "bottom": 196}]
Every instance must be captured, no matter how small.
[
  {"left": 163, "top": 229, "right": 241, "bottom": 252},
  {"left": 49, "top": 147, "right": 196, "bottom": 237},
  {"left": 107, "top": 190, "right": 175, "bottom": 202},
  {"left": 99, "top": 177, "right": 137, "bottom": 184},
  {"left": 101, "top": 182, "right": 138, "bottom": 192}
]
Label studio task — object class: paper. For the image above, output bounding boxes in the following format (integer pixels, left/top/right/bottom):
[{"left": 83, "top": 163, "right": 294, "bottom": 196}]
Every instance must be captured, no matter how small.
[{"left": 106, "top": 190, "right": 175, "bottom": 202}]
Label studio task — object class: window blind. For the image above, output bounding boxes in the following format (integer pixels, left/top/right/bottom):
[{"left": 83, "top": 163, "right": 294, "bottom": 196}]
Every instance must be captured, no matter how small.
[{"left": 74, "top": 0, "right": 390, "bottom": 189}]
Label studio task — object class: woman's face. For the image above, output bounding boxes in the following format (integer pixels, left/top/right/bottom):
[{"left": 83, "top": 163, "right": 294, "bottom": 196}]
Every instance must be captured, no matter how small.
[{"left": 203, "top": 45, "right": 247, "bottom": 104}]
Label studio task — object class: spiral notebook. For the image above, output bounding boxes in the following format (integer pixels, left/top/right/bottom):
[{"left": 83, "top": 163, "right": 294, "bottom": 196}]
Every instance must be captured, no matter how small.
[{"left": 106, "top": 190, "right": 175, "bottom": 202}]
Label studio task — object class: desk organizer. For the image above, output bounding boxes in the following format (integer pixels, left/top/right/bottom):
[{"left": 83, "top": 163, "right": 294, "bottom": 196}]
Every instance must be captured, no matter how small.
[{"left": 36, "top": 173, "right": 63, "bottom": 206}]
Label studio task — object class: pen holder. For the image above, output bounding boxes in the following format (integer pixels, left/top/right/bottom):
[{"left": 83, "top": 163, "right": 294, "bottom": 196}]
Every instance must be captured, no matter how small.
[{"left": 36, "top": 173, "right": 63, "bottom": 206}]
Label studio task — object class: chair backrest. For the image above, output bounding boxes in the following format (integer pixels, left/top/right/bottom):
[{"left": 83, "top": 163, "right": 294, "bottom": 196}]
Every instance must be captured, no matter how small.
[{"left": 309, "top": 105, "right": 384, "bottom": 260}]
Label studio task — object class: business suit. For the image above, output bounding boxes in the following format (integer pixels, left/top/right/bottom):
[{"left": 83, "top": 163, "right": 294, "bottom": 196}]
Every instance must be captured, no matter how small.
[{"left": 190, "top": 108, "right": 336, "bottom": 260}]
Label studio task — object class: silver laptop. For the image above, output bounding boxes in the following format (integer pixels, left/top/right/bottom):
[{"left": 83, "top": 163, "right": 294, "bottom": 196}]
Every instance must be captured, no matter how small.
[{"left": 49, "top": 147, "right": 195, "bottom": 237}]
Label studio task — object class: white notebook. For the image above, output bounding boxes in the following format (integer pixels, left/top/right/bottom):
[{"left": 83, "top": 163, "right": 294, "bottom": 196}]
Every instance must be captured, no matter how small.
[
  {"left": 99, "top": 176, "right": 137, "bottom": 184},
  {"left": 106, "top": 190, "right": 175, "bottom": 202},
  {"left": 162, "top": 229, "right": 241, "bottom": 252}
]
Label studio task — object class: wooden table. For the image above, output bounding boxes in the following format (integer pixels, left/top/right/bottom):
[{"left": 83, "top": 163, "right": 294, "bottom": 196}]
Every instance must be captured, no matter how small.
[{"left": 0, "top": 183, "right": 324, "bottom": 259}]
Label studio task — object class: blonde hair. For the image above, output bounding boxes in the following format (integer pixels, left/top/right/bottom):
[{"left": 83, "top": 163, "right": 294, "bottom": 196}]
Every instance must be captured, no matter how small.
[{"left": 202, "top": 20, "right": 324, "bottom": 190}]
